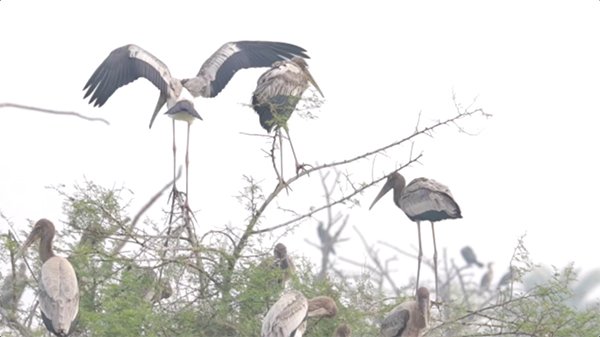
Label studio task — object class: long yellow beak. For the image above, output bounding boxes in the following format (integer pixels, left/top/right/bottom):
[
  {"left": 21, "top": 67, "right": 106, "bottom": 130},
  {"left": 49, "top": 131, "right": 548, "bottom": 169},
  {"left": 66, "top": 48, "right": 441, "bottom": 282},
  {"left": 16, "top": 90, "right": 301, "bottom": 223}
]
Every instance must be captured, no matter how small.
[{"left": 304, "top": 68, "right": 324, "bottom": 98}]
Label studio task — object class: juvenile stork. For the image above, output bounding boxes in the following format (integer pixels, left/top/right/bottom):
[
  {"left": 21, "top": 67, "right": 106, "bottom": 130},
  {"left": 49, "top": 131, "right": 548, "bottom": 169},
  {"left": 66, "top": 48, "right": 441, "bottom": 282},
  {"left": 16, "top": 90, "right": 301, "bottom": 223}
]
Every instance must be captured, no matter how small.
[
  {"left": 83, "top": 41, "right": 310, "bottom": 205},
  {"left": 369, "top": 172, "right": 462, "bottom": 300},
  {"left": 261, "top": 290, "right": 337, "bottom": 337},
  {"left": 21, "top": 219, "right": 79, "bottom": 337},
  {"left": 252, "top": 57, "right": 323, "bottom": 185},
  {"left": 381, "top": 287, "right": 430, "bottom": 337}
]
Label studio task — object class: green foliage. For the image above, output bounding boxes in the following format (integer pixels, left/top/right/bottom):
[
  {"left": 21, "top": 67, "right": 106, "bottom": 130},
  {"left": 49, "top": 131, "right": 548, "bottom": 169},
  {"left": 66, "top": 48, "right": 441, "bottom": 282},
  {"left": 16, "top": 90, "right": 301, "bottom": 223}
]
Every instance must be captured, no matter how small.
[{"left": 2, "top": 181, "right": 600, "bottom": 337}]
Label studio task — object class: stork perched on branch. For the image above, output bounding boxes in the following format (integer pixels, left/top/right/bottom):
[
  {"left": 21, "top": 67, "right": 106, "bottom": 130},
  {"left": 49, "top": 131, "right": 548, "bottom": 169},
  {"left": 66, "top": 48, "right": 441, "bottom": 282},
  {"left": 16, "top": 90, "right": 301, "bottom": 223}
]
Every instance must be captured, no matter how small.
[
  {"left": 252, "top": 56, "right": 323, "bottom": 185},
  {"left": 21, "top": 219, "right": 79, "bottom": 337},
  {"left": 370, "top": 172, "right": 462, "bottom": 300},
  {"left": 83, "top": 41, "right": 311, "bottom": 208},
  {"left": 261, "top": 290, "right": 337, "bottom": 337}
]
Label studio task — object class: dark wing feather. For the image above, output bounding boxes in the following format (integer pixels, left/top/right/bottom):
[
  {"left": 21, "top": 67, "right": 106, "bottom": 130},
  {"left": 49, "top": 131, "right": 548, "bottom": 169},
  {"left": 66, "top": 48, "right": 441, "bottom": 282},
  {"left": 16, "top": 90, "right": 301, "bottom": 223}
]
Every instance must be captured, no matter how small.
[
  {"left": 199, "top": 41, "right": 309, "bottom": 98},
  {"left": 401, "top": 178, "right": 462, "bottom": 221},
  {"left": 83, "top": 44, "right": 172, "bottom": 107},
  {"left": 381, "top": 307, "right": 409, "bottom": 337}
]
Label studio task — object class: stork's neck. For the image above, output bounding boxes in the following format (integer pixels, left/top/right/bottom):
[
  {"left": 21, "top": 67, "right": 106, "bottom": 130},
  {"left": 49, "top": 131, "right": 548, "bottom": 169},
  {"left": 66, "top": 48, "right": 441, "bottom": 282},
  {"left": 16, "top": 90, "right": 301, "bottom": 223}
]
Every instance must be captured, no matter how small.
[
  {"left": 415, "top": 299, "right": 429, "bottom": 328},
  {"left": 39, "top": 235, "right": 56, "bottom": 263},
  {"left": 393, "top": 185, "right": 404, "bottom": 209}
]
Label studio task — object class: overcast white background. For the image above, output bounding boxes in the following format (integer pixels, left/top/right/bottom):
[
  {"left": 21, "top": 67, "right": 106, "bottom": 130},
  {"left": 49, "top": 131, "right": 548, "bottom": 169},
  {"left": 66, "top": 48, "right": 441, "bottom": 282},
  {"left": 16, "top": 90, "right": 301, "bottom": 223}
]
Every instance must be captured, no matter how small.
[{"left": 1, "top": 1, "right": 599, "bottom": 302}]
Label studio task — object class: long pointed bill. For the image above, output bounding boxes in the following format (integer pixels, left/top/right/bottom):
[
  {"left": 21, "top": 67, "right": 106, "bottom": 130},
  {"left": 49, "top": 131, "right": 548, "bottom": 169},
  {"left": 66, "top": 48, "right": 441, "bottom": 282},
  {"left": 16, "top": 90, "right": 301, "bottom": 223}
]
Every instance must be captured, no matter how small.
[
  {"left": 369, "top": 179, "right": 394, "bottom": 210},
  {"left": 19, "top": 231, "right": 38, "bottom": 256},
  {"left": 304, "top": 69, "right": 324, "bottom": 98},
  {"left": 149, "top": 93, "right": 167, "bottom": 128}
]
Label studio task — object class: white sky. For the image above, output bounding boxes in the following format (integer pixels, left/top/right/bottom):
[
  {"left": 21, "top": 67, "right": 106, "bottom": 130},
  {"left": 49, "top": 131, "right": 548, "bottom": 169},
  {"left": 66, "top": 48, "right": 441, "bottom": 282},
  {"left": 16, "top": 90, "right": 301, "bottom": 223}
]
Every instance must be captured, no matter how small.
[{"left": 1, "top": 1, "right": 599, "bottom": 301}]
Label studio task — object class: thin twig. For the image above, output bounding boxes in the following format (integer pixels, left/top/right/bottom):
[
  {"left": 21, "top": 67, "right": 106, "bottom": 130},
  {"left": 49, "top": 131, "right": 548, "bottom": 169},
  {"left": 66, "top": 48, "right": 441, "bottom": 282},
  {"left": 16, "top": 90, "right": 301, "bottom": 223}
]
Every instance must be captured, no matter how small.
[{"left": 0, "top": 102, "right": 110, "bottom": 125}]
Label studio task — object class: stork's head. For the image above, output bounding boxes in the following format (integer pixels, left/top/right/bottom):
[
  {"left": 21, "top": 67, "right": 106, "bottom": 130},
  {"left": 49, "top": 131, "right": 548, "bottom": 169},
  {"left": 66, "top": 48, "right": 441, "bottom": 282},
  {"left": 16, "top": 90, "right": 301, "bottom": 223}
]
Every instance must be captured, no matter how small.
[
  {"left": 274, "top": 243, "right": 288, "bottom": 259},
  {"left": 307, "top": 296, "right": 338, "bottom": 318},
  {"left": 22, "top": 219, "right": 55, "bottom": 250},
  {"left": 369, "top": 172, "right": 406, "bottom": 210},
  {"left": 291, "top": 57, "right": 324, "bottom": 98}
]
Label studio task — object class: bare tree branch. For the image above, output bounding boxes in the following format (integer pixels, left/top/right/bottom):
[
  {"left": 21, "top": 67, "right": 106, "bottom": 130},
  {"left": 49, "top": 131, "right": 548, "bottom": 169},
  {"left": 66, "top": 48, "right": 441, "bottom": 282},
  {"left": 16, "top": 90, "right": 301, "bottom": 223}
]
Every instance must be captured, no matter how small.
[{"left": 0, "top": 102, "right": 110, "bottom": 125}]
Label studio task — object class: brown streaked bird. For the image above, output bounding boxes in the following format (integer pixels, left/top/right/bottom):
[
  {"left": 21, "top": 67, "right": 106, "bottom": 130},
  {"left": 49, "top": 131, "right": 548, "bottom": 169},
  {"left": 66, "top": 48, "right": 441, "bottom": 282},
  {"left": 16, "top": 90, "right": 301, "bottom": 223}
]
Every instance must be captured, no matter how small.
[
  {"left": 480, "top": 262, "right": 494, "bottom": 292},
  {"left": 369, "top": 172, "right": 462, "bottom": 300},
  {"left": 83, "top": 41, "right": 311, "bottom": 206},
  {"left": 460, "top": 246, "right": 483, "bottom": 268},
  {"left": 261, "top": 290, "right": 337, "bottom": 337},
  {"left": 380, "top": 287, "right": 430, "bottom": 337},
  {"left": 21, "top": 219, "right": 79, "bottom": 337},
  {"left": 333, "top": 323, "right": 352, "bottom": 337},
  {"left": 252, "top": 56, "right": 324, "bottom": 185}
]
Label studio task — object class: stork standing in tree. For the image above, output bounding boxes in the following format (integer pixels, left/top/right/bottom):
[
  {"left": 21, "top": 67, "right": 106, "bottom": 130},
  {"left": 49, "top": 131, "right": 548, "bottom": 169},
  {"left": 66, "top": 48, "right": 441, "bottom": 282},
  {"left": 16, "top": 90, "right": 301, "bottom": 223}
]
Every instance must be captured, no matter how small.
[
  {"left": 252, "top": 57, "right": 324, "bottom": 185},
  {"left": 261, "top": 290, "right": 337, "bottom": 337},
  {"left": 83, "top": 41, "right": 310, "bottom": 207},
  {"left": 21, "top": 219, "right": 79, "bottom": 337},
  {"left": 381, "top": 287, "right": 430, "bottom": 337},
  {"left": 369, "top": 172, "right": 462, "bottom": 300},
  {"left": 272, "top": 243, "right": 295, "bottom": 287}
]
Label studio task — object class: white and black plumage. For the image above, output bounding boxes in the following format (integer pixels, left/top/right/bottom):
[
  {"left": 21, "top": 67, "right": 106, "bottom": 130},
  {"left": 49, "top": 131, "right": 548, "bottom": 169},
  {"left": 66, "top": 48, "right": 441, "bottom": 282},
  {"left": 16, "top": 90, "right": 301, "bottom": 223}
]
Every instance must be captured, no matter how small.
[
  {"left": 252, "top": 57, "right": 323, "bottom": 184},
  {"left": 381, "top": 287, "right": 430, "bottom": 337},
  {"left": 83, "top": 41, "right": 310, "bottom": 204},
  {"left": 369, "top": 172, "right": 462, "bottom": 300},
  {"left": 21, "top": 219, "right": 79, "bottom": 337},
  {"left": 261, "top": 290, "right": 337, "bottom": 337},
  {"left": 460, "top": 246, "right": 484, "bottom": 268}
]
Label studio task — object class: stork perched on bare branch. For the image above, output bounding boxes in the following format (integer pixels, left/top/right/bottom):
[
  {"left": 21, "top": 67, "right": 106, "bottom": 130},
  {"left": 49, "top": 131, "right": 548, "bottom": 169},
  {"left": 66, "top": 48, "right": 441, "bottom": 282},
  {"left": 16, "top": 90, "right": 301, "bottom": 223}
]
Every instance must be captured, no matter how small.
[
  {"left": 252, "top": 57, "right": 323, "bottom": 185},
  {"left": 370, "top": 172, "right": 462, "bottom": 300},
  {"left": 261, "top": 290, "right": 337, "bottom": 337},
  {"left": 83, "top": 41, "right": 310, "bottom": 207},
  {"left": 381, "top": 287, "right": 430, "bottom": 337},
  {"left": 21, "top": 219, "right": 79, "bottom": 337}
]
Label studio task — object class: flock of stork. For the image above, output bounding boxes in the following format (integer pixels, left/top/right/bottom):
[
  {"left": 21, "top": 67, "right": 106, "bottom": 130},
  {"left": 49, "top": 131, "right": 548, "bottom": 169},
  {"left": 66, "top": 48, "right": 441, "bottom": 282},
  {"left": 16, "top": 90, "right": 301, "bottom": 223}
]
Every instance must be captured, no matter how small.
[{"left": 16, "top": 40, "right": 468, "bottom": 337}]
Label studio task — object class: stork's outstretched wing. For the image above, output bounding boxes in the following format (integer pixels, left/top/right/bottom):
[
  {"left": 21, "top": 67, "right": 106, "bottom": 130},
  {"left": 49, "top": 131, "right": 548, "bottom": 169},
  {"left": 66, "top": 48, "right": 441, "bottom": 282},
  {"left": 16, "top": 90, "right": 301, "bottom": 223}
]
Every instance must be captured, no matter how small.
[
  {"left": 83, "top": 44, "right": 173, "bottom": 107},
  {"left": 186, "top": 41, "right": 310, "bottom": 98}
]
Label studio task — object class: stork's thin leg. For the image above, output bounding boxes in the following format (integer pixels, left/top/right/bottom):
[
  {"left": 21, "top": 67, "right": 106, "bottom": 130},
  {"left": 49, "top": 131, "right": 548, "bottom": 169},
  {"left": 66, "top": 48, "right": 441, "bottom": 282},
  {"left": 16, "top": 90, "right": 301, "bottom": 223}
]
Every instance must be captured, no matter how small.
[
  {"left": 185, "top": 122, "right": 191, "bottom": 208},
  {"left": 279, "top": 129, "right": 284, "bottom": 183},
  {"left": 271, "top": 133, "right": 283, "bottom": 183},
  {"left": 283, "top": 127, "right": 303, "bottom": 174},
  {"left": 172, "top": 119, "right": 177, "bottom": 192},
  {"left": 167, "top": 119, "right": 179, "bottom": 224},
  {"left": 431, "top": 221, "right": 439, "bottom": 302},
  {"left": 416, "top": 221, "right": 423, "bottom": 295}
]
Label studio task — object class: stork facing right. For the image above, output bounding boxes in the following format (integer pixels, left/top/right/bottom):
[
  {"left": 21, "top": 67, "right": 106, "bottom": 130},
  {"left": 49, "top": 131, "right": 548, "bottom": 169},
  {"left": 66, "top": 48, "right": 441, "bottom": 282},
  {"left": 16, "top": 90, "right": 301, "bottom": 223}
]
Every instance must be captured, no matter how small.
[{"left": 252, "top": 57, "right": 324, "bottom": 185}]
